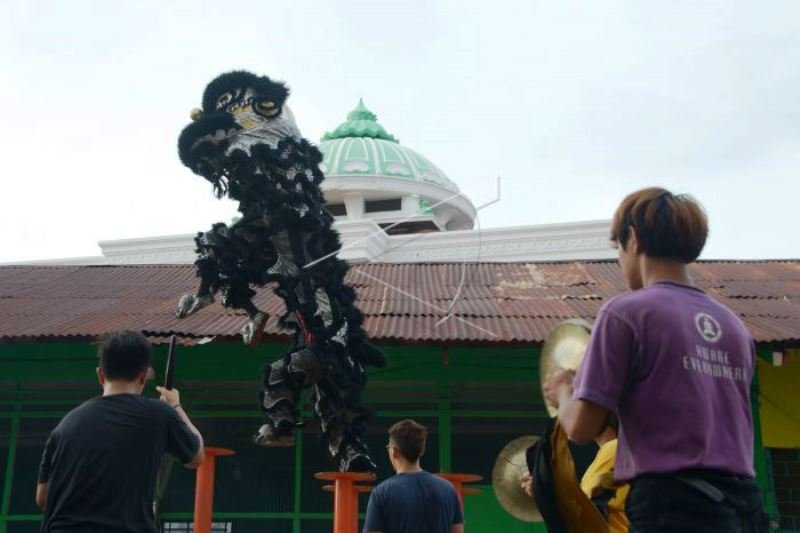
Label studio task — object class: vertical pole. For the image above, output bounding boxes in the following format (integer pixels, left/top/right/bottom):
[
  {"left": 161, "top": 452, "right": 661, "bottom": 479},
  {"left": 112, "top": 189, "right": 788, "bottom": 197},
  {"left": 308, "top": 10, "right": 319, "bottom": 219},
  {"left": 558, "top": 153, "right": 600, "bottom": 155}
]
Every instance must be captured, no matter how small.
[
  {"left": 438, "top": 394, "right": 452, "bottom": 473},
  {"left": 439, "top": 347, "right": 452, "bottom": 473},
  {"left": 193, "top": 455, "right": 216, "bottom": 533},
  {"left": 333, "top": 477, "right": 354, "bottom": 533},
  {"left": 315, "top": 472, "right": 374, "bottom": 533},
  {"left": 0, "top": 407, "right": 20, "bottom": 533},
  {"left": 439, "top": 399, "right": 453, "bottom": 472},
  {"left": 436, "top": 473, "right": 482, "bottom": 514},
  {"left": 292, "top": 431, "right": 303, "bottom": 533},
  {"left": 193, "top": 447, "right": 235, "bottom": 533},
  {"left": 351, "top": 485, "right": 359, "bottom": 533}
]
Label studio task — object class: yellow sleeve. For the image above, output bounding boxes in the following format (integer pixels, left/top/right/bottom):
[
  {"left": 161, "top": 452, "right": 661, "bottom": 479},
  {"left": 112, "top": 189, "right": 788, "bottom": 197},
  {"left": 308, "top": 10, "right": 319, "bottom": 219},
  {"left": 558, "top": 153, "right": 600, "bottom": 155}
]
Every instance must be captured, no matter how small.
[
  {"left": 580, "top": 440, "right": 617, "bottom": 498},
  {"left": 586, "top": 440, "right": 629, "bottom": 533}
]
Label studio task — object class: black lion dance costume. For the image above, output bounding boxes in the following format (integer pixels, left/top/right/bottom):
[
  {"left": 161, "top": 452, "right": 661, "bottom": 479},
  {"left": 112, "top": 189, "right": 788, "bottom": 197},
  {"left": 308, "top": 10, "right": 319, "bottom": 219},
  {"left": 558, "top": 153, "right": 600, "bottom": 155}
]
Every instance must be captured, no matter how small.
[{"left": 175, "top": 71, "right": 386, "bottom": 472}]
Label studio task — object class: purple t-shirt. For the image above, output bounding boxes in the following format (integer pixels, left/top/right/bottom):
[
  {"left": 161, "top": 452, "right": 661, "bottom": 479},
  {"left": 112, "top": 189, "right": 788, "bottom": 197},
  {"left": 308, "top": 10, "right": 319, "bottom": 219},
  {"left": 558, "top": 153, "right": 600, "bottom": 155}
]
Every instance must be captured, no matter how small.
[{"left": 573, "top": 281, "right": 755, "bottom": 482}]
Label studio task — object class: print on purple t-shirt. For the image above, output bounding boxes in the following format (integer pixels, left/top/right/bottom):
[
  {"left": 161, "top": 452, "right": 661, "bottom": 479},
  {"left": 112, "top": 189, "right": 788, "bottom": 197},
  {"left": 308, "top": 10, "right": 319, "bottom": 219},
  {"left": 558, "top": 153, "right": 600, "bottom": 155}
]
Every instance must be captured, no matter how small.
[{"left": 573, "top": 281, "right": 755, "bottom": 482}]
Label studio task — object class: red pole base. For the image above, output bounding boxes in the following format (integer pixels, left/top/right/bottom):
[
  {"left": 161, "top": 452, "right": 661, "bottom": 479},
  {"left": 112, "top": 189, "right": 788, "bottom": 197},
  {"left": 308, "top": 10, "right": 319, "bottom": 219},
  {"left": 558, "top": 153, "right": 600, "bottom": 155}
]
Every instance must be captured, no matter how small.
[
  {"left": 194, "top": 447, "right": 235, "bottom": 533},
  {"left": 436, "top": 473, "right": 482, "bottom": 511},
  {"left": 316, "top": 471, "right": 375, "bottom": 533}
]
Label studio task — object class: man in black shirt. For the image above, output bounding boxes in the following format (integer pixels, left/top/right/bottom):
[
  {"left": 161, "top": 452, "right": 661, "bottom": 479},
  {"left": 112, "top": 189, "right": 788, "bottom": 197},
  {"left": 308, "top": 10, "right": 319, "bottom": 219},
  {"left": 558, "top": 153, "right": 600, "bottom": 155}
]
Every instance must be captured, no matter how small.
[
  {"left": 37, "top": 331, "right": 204, "bottom": 533},
  {"left": 363, "top": 419, "right": 464, "bottom": 533}
]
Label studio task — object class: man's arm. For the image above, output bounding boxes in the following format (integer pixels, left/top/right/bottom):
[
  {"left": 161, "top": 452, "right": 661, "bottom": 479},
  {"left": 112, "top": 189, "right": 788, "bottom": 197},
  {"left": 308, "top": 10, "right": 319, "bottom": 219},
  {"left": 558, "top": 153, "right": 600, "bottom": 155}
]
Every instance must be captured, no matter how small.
[
  {"left": 557, "top": 386, "right": 610, "bottom": 445},
  {"left": 543, "top": 370, "right": 610, "bottom": 445},
  {"left": 36, "top": 432, "right": 56, "bottom": 510},
  {"left": 35, "top": 482, "right": 47, "bottom": 510},
  {"left": 545, "top": 307, "right": 634, "bottom": 444},
  {"left": 157, "top": 386, "right": 205, "bottom": 468},
  {"left": 174, "top": 405, "right": 205, "bottom": 468}
]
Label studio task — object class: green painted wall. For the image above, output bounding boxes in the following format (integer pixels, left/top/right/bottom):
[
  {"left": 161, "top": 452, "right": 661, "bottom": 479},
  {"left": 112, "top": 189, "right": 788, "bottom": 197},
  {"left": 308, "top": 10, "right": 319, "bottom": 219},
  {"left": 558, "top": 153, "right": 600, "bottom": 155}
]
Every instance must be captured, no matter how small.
[
  {"left": 0, "top": 341, "right": 775, "bottom": 532},
  {"left": 0, "top": 341, "right": 546, "bottom": 533}
]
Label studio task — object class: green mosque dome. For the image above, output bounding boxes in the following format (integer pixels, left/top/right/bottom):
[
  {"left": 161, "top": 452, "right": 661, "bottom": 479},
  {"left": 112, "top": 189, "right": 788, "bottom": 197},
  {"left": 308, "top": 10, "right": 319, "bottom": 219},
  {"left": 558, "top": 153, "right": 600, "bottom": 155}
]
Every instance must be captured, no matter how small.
[{"left": 319, "top": 100, "right": 460, "bottom": 193}]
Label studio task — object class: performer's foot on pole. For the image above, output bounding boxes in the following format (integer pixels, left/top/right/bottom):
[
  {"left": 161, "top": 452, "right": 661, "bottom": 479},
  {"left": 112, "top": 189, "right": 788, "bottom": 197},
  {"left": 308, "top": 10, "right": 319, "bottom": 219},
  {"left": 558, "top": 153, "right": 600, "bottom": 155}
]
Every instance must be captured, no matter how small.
[
  {"left": 241, "top": 312, "right": 267, "bottom": 347},
  {"left": 338, "top": 443, "right": 377, "bottom": 473},
  {"left": 176, "top": 294, "right": 215, "bottom": 318},
  {"left": 253, "top": 423, "right": 296, "bottom": 448}
]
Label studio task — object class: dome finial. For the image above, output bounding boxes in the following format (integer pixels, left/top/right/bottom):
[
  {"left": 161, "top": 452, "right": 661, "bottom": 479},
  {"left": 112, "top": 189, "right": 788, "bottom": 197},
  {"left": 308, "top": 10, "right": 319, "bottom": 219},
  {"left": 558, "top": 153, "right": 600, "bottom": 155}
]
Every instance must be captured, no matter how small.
[
  {"left": 322, "top": 99, "right": 399, "bottom": 142},
  {"left": 347, "top": 98, "right": 377, "bottom": 122}
]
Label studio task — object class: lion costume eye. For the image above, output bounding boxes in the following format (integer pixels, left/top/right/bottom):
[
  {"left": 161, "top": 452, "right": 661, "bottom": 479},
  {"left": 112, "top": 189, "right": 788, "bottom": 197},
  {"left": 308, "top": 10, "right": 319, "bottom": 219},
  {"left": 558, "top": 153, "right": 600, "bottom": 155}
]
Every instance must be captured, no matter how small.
[
  {"left": 216, "top": 89, "right": 242, "bottom": 110},
  {"left": 255, "top": 100, "right": 280, "bottom": 117}
]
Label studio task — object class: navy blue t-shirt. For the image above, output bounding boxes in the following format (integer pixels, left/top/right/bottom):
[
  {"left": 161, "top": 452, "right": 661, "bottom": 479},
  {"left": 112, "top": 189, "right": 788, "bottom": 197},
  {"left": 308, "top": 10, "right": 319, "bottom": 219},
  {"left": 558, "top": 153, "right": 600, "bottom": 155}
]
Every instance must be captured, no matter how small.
[{"left": 363, "top": 471, "right": 464, "bottom": 533}]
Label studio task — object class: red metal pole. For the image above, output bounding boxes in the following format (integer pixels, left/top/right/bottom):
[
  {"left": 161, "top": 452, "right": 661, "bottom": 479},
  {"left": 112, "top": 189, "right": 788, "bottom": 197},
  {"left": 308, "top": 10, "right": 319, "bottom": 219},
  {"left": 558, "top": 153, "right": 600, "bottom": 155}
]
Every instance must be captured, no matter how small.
[
  {"left": 436, "top": 473, "right": 482, "bottom": 512},
  {"left": 351, "top": 485, "right": 373, "bottom": 532},
  {"left": 334, "top": 476, "right": 354, "bottom": 533},
  {"left": 316, "top": 471, "right": 375, "bottom": 533},
  {"left": 194, "top": 447, "right": 235, "bottom": 533}
]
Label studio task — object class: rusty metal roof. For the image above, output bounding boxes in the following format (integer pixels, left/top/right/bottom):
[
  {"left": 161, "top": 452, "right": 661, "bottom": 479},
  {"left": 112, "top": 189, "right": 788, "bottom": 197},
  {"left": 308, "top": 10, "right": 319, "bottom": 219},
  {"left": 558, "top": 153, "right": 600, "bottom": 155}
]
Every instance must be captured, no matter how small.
[{"left": 0, "top": 261, "right": 798, "bottom": 345}]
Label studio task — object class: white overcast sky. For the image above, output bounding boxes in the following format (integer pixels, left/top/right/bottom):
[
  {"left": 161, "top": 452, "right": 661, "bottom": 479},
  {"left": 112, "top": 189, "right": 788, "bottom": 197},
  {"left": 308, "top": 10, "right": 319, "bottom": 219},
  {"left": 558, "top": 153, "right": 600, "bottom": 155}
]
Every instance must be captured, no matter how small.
[{"left": 1, "top": 0, "right": 798, "bottom": 262}]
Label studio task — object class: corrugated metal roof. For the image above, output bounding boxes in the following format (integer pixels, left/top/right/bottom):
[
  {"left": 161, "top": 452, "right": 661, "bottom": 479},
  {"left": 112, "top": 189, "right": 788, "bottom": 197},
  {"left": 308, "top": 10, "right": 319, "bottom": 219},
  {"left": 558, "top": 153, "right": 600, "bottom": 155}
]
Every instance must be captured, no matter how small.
[{"left": 0, "top": 261, "right": 798, "bottom": 344}]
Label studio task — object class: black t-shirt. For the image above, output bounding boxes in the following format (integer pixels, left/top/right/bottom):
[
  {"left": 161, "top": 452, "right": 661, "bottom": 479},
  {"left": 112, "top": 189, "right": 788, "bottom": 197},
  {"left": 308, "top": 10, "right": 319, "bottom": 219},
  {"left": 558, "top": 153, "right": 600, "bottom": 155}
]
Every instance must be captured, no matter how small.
[
  {"left": 38, "top": 394, "right": 200, "bottom": 533},
  {"left": 363, "top": 471, "right": 464, "bottom": 533}
]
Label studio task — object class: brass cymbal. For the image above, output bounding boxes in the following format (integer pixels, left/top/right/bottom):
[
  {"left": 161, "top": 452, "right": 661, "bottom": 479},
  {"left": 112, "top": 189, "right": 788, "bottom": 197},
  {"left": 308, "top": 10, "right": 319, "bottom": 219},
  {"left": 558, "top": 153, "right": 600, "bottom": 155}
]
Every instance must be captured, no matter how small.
[
  {"left": 540, "top": 318, "right": 592, "bottom": 417},
  {"left": 492, "top": 435, "right": 543, "bottom": 523}
]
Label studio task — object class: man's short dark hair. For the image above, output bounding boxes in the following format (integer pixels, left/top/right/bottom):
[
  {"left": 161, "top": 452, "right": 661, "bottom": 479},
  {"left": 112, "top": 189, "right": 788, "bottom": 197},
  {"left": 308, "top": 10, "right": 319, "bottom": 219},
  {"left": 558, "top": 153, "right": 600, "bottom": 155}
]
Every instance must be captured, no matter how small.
[
  {"left": 610, "top": 187, "right": 708, "bottom": 263},
  {"left": 96, "top": 331, "right": 153, "bottom": 381},
  {"left": 388, "top": 419, "right": 427, "bottom": 462}
]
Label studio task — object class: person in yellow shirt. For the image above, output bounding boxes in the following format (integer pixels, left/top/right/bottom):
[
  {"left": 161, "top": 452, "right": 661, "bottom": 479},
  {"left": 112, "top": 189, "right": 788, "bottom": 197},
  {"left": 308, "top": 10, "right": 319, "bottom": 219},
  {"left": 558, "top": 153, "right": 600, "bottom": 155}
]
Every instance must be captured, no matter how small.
[
  {"left": 579, "top": 416, "right": 629, "bottom": 533},
  {"left": 521, "top": 415, "right": 629, "bottom": 532}
]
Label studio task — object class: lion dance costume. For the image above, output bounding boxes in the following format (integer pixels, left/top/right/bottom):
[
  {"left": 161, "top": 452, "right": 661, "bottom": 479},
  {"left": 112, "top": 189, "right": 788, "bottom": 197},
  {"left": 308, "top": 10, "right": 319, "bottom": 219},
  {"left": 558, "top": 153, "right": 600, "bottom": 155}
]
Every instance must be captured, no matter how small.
[{"left": 175, "top": 71, "right": 386, "bottom": 472}]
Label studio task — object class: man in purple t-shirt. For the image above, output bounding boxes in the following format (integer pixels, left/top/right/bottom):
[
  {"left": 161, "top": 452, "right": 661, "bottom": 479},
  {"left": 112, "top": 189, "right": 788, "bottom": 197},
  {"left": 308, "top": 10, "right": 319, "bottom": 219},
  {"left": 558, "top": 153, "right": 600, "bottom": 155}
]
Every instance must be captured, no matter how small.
[{"left": 543, "top": 188, "right": 769, "bottom": 532}]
